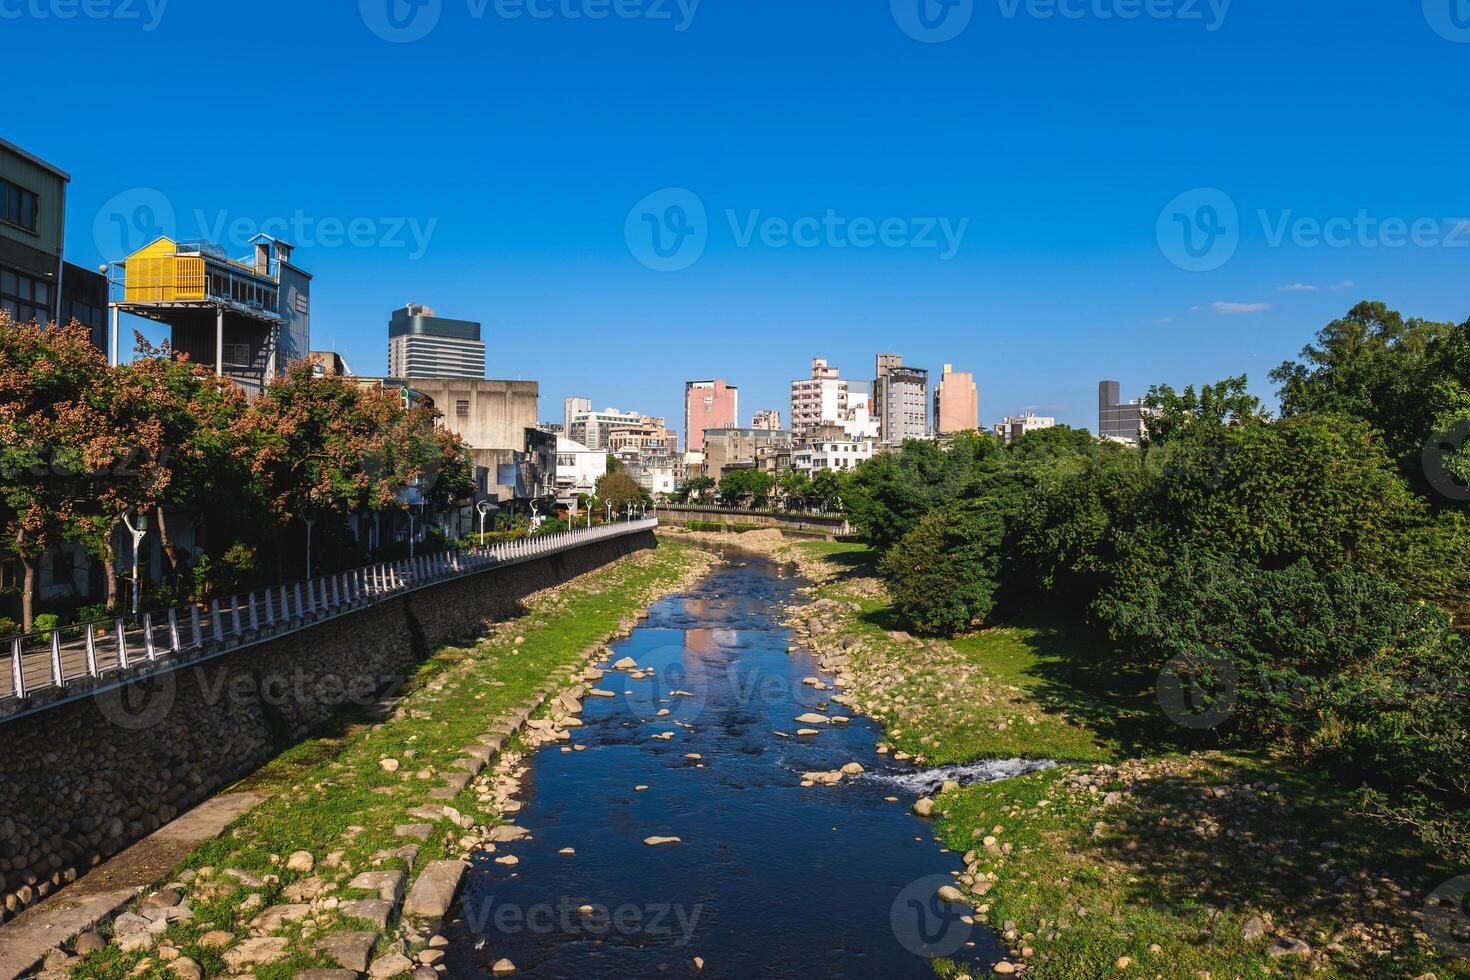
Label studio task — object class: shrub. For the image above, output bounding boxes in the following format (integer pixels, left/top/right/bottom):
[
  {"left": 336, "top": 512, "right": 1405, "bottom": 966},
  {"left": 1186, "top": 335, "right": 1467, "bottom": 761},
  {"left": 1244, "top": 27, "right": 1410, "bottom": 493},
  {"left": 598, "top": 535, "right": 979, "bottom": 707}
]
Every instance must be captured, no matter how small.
[
  {"left": 880, "top": 503, "right": 1005, "bottom": 636},
  {"left": 32, "top": 613, "right": 61, "bottom": 634}
]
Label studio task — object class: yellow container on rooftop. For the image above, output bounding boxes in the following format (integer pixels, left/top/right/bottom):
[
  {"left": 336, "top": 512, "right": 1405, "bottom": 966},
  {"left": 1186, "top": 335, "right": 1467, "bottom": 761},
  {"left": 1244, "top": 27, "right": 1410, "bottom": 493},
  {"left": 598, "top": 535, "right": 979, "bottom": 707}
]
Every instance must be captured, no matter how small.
[{"left": 123, "top": 237, "right": 207, "bottom": 302}]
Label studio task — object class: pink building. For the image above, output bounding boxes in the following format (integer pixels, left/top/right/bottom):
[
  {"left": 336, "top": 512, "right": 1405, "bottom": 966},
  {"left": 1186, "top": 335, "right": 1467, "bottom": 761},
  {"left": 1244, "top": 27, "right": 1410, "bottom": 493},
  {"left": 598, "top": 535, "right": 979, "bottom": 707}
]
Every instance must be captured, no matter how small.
[
  {"left": 934, "top": 364, "right": 979, "bottom": 435},
  {"left": 684, "top": 379, "right": 739, "bottom": 452}
]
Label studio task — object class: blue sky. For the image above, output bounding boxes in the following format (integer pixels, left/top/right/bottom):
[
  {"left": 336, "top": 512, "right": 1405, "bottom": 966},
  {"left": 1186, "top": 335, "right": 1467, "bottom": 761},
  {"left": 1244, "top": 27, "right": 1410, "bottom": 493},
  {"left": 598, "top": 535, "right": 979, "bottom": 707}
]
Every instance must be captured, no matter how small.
[{"left": 8, "top": 0, "right": 1469, "bottom": 436}]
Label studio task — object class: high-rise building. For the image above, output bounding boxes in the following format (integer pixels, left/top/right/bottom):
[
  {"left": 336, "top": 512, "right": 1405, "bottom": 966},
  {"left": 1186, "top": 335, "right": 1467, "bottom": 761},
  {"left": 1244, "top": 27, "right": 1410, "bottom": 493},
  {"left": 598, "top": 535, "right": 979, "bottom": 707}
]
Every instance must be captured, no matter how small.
[
  {"left": 790, "top": 357, "right": 849, "bottom": 434},
  {"left": 684, "top": 379, "right": 739, "bottom": 453},
  {"left": 1099, "top": 380, "right": 1148, "bottom": 445},
  {"left": 751, "top": 409, "right": 782, "bottom": 430},
  {"left": 564, "top": 396, "right": 591, "bottom": 434},
  {"left": 872, "top": 354, "right": 929, "bottom": 445},
  {"left": 388, "top": 304, "right": 485, "bottom": 380},
  {"left": 841, "top": 388, "right": 881, "bottom": 441},
  {"left": 934, "top": 363, "right": 980, "bottom": 435}
]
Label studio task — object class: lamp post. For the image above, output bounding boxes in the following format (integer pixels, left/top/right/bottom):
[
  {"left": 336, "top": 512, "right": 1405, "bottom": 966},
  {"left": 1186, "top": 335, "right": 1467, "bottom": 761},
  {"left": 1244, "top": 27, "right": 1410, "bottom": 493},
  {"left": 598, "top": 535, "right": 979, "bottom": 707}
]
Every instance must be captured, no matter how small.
[
  {"left": 476, "top": 500, "right": 496, "bottom": 541},
  {"left": 303, "top": 510, "right": 317, "bottom": 579},
  {"left": 120, "top": 510, "right": 148, "bottom": 617}
]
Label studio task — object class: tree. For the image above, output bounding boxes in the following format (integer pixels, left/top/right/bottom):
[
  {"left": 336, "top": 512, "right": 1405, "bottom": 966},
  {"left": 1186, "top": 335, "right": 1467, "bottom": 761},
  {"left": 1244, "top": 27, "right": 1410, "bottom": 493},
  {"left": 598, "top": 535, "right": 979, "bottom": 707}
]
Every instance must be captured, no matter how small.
[
  {"left": 880, "top": 501, "right": 1006, "bottom": 636},
  {"left": 843, "top": 432, "right": 999, "bottom": 550},
  {"left": 675, "top": 475, "right": 714, "bottom": 504},
  {"left": 595, "top": 469, "right": 644, "bottom": 513},
  {"left": 717, "top": 469, "right": 775, "bottom": 508},
  {"left": 1142, "top": 374, "right": 1268, "bottom": 444},
  {"left": 0, "top": 315, "right": 112, "bottom": 628},
  {"left": 1271, "top": 301, "right": 1470, "bottom": 480},
  {"left": 777, "top": 468, "right": 812, "bottom": 507}
]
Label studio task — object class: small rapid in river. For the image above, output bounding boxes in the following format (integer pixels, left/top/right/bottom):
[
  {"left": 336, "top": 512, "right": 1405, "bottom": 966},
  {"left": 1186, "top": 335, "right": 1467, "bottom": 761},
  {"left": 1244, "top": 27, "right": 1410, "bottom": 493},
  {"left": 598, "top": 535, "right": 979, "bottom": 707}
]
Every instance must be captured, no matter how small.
[{"left": 445, "top": 554, "right": 1049, "bottom": 978}]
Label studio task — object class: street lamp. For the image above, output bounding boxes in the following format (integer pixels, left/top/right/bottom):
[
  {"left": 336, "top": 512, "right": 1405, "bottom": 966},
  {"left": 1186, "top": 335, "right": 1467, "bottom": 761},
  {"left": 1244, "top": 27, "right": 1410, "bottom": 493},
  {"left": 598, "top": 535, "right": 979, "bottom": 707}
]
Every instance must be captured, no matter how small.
[
  {"left": 120, "top": 510, "right": 148, "bottom": 617},
  {"left": 476, "top": 500, "right": 497, "bottom": 541},
  {"left": 302, "top": 509, "right": 317, "bottom": 579}
]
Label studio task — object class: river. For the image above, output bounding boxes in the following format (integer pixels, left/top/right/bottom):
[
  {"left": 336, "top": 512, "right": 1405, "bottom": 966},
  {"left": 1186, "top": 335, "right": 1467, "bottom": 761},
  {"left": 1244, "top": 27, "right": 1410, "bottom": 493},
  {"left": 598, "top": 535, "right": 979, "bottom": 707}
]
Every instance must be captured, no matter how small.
[{"left": 445, "top": 553, "right": 1038, "bottom": 978}]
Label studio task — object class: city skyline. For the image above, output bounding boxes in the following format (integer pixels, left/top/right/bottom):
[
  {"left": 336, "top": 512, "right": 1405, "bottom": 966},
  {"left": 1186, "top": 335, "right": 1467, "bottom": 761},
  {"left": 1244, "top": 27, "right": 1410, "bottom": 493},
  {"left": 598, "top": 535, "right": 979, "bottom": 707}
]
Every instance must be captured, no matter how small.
[{"left": 7, "top": 2, "right": 1466, "bottom": 434}]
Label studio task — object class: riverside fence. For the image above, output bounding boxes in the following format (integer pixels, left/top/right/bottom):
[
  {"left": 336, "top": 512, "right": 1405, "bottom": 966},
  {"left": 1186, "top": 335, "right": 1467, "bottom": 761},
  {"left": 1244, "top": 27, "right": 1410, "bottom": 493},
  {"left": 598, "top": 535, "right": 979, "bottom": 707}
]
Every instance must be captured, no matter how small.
[{"left": 0, "top": 519, "right": 658, "bottom": 721}]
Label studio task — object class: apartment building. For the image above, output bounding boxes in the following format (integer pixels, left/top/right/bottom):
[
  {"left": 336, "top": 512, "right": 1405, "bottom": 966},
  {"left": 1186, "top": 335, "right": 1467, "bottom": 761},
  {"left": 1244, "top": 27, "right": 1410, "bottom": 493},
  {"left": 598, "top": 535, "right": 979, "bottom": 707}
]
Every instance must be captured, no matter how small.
[
  {"left": 684, "top": 379, "right": 739, "bottom": 452},
  {"left": 934, "top": 363, "right": 980, "bottom": 434},
  {"left": 790, "top": 357, "right": 849, "bottom": 433},
  {"left": 873, "top": 353, "right": 930, "bottom": 445},
  {"left": 1099, "top": 379, "right": 1148, "bottom": 445}
]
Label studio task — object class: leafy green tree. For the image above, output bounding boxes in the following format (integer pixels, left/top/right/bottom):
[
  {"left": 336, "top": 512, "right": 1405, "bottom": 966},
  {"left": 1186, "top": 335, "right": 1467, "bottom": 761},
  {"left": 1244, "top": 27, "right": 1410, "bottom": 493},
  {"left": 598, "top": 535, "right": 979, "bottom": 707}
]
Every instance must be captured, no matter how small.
[
  {"left": 717, "top": 468, "right": 775, "bottom": 508},
  {"left": 880, "top": 501, "right": 1006, "bottom": 636},
  {"left": 595, "top": 469, "right": 644, "bottom": 513},
  {"left": 844, "top": 432, "right": 999, "bottom": 550},
  {"left": 1142, "top": 374, "right": 1268, "bottom": 444}
]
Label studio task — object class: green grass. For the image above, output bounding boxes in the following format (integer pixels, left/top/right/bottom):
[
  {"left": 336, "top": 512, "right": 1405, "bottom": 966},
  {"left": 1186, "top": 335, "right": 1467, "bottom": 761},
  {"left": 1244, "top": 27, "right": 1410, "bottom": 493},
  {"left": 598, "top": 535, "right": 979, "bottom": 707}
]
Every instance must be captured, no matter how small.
[
  {"left": 71, "top": 541, "right": 710, "bottom": 980},
  {"left": 786, "top": 541, "right": 1470, "bottom": 977}
]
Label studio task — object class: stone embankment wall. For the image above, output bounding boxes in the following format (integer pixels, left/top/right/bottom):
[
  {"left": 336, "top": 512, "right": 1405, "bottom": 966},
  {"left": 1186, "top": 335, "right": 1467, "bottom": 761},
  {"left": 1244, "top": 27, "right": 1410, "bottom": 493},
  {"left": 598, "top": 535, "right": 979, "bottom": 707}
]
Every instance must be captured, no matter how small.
[{"left": 0, "top": 531, "right": 655, "bottom": 923}]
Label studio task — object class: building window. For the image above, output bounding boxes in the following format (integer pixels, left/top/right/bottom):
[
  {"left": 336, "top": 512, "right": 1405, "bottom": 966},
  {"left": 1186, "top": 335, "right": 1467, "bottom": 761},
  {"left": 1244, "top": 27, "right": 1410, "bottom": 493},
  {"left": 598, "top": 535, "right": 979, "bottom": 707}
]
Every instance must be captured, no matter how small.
[
  {"left": 0, "top": 267, "right": 52, "bottom": 326},
  {"left": 456, "top": 399, "right": 470, "bottom": 417},
  {"left": 1, "top": 179, "right": 39, "bottom": 233},
  {"left": 222, "top": 343, "right": 251, "bottom": 367}
]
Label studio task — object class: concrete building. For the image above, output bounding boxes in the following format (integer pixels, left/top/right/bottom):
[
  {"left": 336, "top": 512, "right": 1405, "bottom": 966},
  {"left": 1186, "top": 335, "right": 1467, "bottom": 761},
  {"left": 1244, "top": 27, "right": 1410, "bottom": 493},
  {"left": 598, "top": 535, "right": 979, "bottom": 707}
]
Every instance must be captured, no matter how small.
[
  {"left": 793, "top": 439, "right": 875, "bottom": 474},
  {"left": 398, "top": 377, "right": 543, "bottom": 504},
  {"left": 1099, "top": 380, "right": 1148, "bottom": 445},
  {"left": 703, "top": 427, "right": 792, "bottom": 482},
  {"left": 0, "top": 138, "right": 107, "bottom": 351},
  {"left": 684, "top": 379, "right": 739, "bottom": 453},
  {"left": 873, "top": 353, "right": 930, "bottom": 445},
  {"left": 554, "top": 435, "right": 607, "bottom": 500},
  {"left": 993, "top": 412, "right": 1056, "bottom": 444},
  {"left": 563, "top": 396, "right": 591, "bottom": 434},
  {"left": 116, "top": 234, "right": 309, "bottom": 395},
  {"left": 934, "top": 364, "right": 980, "bottom": 434},
  {"left": 568, "top": 406, "right": 642, "bottom": 451},
  {"left": 607, "top": 421, "right": 676, "bottom": 455},
  {"left": 751, "top": 409, "right": 782, "bottom": 430},
  {"left": 388, "top": 304, "right": 485, "bottom": 380},
  {"left": 790, "top": 357, "right": 849, "bottom": 434}
]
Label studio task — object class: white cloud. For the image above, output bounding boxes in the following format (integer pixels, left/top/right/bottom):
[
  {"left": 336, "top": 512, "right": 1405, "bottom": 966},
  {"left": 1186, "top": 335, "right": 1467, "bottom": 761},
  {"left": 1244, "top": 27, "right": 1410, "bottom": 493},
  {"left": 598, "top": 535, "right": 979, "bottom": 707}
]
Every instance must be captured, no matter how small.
[
  {"left": 1212, "top": 301, "right": 1272, "bottom": 315},
  {"left": 1155, "top": 317, "right": 1174, "bottom": 325},
  {"left": 1277, "top": 283, "right": 1319, "bottom": 292},
  {"left": 1328, "top": 280, "right": 1356, "bottom": 291}
]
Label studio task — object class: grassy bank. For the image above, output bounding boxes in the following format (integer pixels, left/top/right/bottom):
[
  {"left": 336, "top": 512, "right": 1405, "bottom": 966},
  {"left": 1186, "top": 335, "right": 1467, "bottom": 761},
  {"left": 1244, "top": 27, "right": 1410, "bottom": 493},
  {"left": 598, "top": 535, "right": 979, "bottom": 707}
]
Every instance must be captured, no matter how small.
[
  {"left": 70, "top": 540, "right": 712, "bottom": 980},
  {"left": 785, "top": 539, "right": 1469, "bottom": 978}
]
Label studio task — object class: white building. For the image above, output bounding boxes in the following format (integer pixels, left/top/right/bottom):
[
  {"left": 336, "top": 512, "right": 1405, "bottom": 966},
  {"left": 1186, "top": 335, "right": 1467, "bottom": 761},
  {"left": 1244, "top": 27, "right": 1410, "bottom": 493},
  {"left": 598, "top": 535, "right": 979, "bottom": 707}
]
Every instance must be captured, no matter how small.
[
  {"left": 840, "top": 390, "right": 881, "bottom": 442},
  {"left": 555, "top": 436, "right": 608, "bottom": 499},
  {"left": 793, "top": 439, "right": 875, "bottom": 474},
  {"left": 751, "top": 409, "right": 782, "bottom": 430},
  {"left": 993, "top": 413, "right": 1056, "bottom": 444},
  {"left": 790, "top": 357, "right": 849, "bottom": 433}
]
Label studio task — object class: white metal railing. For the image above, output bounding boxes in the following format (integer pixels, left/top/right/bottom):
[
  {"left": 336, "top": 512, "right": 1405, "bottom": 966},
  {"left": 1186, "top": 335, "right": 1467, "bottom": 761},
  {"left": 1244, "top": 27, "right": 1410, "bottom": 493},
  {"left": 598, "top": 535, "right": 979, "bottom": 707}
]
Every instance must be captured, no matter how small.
[{"left": 0, "top": 519, "right": 657, "bottom": 709}]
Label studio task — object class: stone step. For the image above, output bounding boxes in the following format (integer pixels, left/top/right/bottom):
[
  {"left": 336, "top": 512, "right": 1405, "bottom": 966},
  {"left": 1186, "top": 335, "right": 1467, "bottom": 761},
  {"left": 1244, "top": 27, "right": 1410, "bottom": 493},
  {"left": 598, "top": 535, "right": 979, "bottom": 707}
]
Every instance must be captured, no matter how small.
[{"left": 402, "top": 860, "right": 469, "bottom": 921}]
